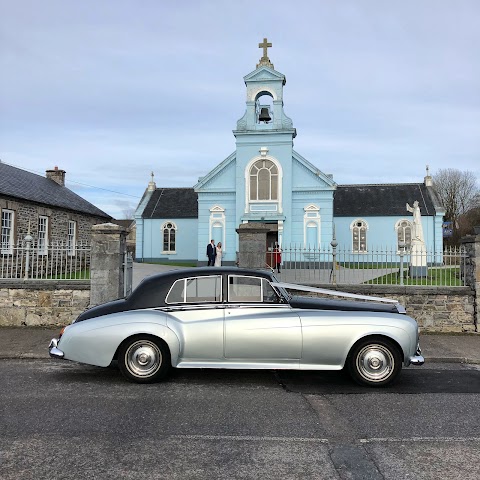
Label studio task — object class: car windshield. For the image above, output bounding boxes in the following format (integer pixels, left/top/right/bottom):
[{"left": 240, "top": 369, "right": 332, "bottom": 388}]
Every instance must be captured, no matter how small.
[{"left": 269, "top": 273, "right": 290, "bottom": 301}]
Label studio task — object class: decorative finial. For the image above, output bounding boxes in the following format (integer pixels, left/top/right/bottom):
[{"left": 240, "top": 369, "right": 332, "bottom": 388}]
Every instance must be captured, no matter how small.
[
  {"left": 256, "top": 37, "right": 274, "bottom": 69},
  {"left": 148, "top": 171, "right": 156, "bottom": 192},
  {"left": 426, "top": 165, "right": 430, "bottom": 176}
]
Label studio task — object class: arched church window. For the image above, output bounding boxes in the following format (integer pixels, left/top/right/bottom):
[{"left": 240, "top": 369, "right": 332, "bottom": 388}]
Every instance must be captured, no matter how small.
[
  {"left": 351, "top": 219, "right": 368, "bottom": 253},
  {"left": 162, "top": 222, "right": 176, "bottom": 253},
  {"left": 249, "top": 160, "right": 278, "bottom": 201},
  {"left": 396, "top": 220, "right": 412, "bottom": 251}
]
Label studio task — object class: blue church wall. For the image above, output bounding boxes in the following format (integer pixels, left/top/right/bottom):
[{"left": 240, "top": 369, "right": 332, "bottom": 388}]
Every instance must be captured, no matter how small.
[
  {"left": 333, "top": 215, "right": 442, "bottom": 263},
  {"left": 290, "top": 192, "right": 334, "bottom": 247},
  {"left": 196, "top": 193, "right": 236, "bottom": 265},
  {"left": 234, "top": 132, "right": 295, "bottom": 226},
  {"left": 139, "top": 218, "right": 198, "bottom": 263}
]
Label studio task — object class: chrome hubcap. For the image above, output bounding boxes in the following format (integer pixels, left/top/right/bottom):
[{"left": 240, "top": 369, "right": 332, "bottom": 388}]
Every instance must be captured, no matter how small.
[
  {"left": 356, "top": 344, "right": 394, "bottom": 382},
  {"left": 125, "top": 340, "right": 162, "bottom": 378}
]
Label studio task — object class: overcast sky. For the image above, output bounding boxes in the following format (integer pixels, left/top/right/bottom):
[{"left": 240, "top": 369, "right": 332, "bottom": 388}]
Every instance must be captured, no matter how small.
[{"left": 1, "top": 0, "right": 479, "bottom": 219}]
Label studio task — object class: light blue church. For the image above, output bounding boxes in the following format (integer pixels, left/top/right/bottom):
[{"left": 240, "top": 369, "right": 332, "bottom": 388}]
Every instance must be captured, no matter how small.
[{"left": 135, "top": 39, "right": 444, "bottom": 266}]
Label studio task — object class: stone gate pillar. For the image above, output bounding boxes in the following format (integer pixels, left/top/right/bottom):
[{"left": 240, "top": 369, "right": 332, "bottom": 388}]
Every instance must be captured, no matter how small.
[
  {"left": 236, "top": 223, "right": 270, "bottom": 269},
  {"left": 461, "top": 231, "right": 480, "bottom": 331},
  {"left": 90, "top": 223, "right": 127, "bottom": 306}
]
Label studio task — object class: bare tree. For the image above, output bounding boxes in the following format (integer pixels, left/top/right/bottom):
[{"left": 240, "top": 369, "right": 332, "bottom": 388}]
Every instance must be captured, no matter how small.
[
  {"left": 121, "top": 206, "right": 136, "bottom": 219},
  {"left": 433, "top": 169, "right": 480, "bottom": 243},
  {"left": 433, "top": 169, "right": 479, "bottom": 223}
]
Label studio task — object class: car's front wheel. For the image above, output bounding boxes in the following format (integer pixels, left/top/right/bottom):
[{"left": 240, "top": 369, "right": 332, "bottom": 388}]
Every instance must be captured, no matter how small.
[
  {"left": 347, "top": 338, "right": 402, "bottom": 387},
  {"left": 118, "top": 335, "right": 170, "bottom": 383}
]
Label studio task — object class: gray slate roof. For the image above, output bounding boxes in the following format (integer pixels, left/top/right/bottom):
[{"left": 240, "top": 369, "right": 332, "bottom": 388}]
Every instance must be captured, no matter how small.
[
  {"left": 142, "top": 188, "right": 198, "bottom": 218},
  {"left": 334, "top": 183, "right": 437, "bottom": 217},
  {"left": 0, "top": 162, "right": 111, "bottom": 218},
  {"left": 140, "top": 184, "right": 438, "bottom": 219}
]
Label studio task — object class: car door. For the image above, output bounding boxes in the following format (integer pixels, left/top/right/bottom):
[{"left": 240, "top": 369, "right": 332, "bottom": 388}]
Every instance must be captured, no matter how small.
[
  {"left": 224, "top": 275, "right": 302, "bottom": 363},
  {"left": 165, "top": 275, "right": 225, "bottom": 362}
]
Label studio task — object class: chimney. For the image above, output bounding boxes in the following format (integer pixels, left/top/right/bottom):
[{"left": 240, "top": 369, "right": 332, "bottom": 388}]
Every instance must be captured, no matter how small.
[
  {"left": 424, "top": 164, "right": 433, "bottom": 187},
  {"left": 46, "top": 166, "right": 66, "bottom": 186}
]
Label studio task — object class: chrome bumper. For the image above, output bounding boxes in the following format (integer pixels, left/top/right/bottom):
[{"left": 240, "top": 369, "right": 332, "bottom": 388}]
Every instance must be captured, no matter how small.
[
  {"left": 408, "top": 344, "right": 424, "bottom": 366},
  {"left": 49, "top": 338, "right": 65, "bottom": 359}
]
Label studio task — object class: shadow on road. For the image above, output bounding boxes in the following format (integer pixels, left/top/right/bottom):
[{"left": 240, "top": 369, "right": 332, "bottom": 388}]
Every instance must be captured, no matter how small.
[{"left": 45, "top": 361, "right": 480, "bottom": 394}]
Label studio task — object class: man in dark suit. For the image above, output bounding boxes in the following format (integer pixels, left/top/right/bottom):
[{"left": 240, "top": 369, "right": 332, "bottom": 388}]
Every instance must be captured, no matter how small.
[{"left": 206, "top": 239, "right": 216, "bottom": 266}]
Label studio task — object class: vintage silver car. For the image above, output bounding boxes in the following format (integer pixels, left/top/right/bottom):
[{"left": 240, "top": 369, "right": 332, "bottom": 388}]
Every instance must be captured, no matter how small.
[{"left": 49, "top": 267, "right": 424, "bottom": 387}]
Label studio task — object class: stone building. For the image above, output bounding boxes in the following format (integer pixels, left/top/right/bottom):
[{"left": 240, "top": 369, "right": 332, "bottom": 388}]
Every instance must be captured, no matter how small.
[{"left": 0, "top": 161, "right": 111, "bottom": 252}]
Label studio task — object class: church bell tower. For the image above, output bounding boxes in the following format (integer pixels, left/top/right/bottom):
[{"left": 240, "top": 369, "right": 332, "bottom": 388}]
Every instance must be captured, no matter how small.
[{"left": 235, "top": 38, "right": 296, "bottom": 135}]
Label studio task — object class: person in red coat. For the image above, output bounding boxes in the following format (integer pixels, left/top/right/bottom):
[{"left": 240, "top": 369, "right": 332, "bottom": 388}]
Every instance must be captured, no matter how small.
[{"left": 274, "top": 244, "right": 282, "bottom": 273}]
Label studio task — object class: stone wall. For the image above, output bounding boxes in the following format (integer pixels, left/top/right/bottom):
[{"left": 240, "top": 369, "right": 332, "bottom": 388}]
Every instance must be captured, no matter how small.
[
  {"left": 293, "top": 284, "right": 475, "bottom": 333},
  {"left": 0, "top": 281, "right": 90, "bottom": 326}
]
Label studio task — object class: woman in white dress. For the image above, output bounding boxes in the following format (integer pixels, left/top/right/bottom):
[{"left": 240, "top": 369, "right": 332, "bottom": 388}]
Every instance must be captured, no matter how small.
[{"left": 214, "top": 242, "right": 222, "bottom": 266}]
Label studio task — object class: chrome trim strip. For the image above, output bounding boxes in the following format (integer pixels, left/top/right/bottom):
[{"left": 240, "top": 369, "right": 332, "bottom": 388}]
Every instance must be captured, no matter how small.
[
  {"left": 271, "top": 282, "right": 400, "bottom": 305},
  {"left": 160, "top": 304, "right": 290, "bottom": 312}
]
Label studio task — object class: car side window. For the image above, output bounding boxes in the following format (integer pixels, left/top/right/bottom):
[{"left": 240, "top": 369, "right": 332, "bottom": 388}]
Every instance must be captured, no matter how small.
[
  {"left": 228, "top": 276, "right": 279, "bottom": 303},
  {"left": 166, "top": 276, "right": 222, "bottom": 304}
]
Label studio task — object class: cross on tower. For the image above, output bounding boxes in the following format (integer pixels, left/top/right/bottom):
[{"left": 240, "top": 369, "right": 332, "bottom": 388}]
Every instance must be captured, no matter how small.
[
  {"left": 259, "top": 38, "right": 272, "bottom": 58},
  {"left": 257, "top": 38, "right": 274, "bottom": 69}
]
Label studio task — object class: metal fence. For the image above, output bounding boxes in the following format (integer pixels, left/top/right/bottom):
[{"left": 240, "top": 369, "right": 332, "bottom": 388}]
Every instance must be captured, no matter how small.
[
  {"left": 0, "top": 240, "right": 91, "bottom": 280},
  {"left": 266, "top": 244, "right": 467, "bottom": 287}
]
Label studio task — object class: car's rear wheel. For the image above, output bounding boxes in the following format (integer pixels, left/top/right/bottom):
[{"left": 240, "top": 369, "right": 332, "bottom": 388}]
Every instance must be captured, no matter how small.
[
  {"left": 347, "top": 338, "right": 402, "bottom": 387},
  {"left": 118, "top": 336, "right": 170, "bottom": 383}
]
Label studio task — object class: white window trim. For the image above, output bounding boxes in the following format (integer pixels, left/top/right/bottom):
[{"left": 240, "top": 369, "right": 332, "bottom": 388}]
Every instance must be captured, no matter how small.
[
  {"left": 38, "top": 215, "right": 49, "bottom": 255},
  {"left": 303, "top": 204, "right": 320, "bottom": 247},
  {"left": 244, "top": 155, "right": 283, "bottom": 214},
  {"left": 1, "top": 209, "right": 15, "bottom": 255},
  {"left": 209, "top": 206, "right": 226, "bottom": 253},
  {"left": 395, "top": 219, "right": 413, "bottom": 253},
  {"left": 350, "top": 218, "right": 369, "bottom": 253},
  {"left": 162, "top": 221, "right": 177, "bottom": 254},
  {"left": 67, "top": 220, "right": 76, "bottom": 256}
]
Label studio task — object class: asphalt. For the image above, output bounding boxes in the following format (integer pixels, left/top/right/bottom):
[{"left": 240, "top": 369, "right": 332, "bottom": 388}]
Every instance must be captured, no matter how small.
[{"left": 0, "top": 327, "right": 478, "bottom": 364}]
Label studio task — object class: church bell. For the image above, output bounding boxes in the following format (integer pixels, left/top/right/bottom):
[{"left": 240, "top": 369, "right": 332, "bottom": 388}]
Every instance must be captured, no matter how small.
[{"left": 258, "top": 107, "right": 271, "bottom": 123}]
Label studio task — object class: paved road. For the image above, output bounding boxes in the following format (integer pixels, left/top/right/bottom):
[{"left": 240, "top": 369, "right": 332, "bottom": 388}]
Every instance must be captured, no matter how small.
[{"left": 1, "top": 359, "right": 479, "bottom": 479}]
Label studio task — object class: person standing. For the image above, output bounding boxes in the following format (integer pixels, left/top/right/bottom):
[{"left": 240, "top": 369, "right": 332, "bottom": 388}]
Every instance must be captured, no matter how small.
[
  {"left": 214, "top": 242, "right": 222, "bottom": 267},
  {"left": 206, "top": 239, "right": 216, "bottom": 266},
  {"left": 274, "top": 243, "right": 282, "bottom": 273}
]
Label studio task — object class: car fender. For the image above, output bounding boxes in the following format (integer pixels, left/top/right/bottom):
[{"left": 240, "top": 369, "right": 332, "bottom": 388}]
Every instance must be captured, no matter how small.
[
  {"left": 58, "top": 310, "right": 181, "bottom": 367},
  {"left": 297, "top": 310, "right": 418, "bottom": 369}
]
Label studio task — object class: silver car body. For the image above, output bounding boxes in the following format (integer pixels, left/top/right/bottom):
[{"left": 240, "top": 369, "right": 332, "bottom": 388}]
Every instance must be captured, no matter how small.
[{"left": 54, "top": 283, "right": 420, "bottom": 372}]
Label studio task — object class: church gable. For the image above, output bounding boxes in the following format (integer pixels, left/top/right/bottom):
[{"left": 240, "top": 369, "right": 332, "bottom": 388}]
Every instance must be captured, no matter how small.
[
  {"left": 292, "top": 151, "right": 336, "bottom": 190},
  {"left": 194, "top": 153, "right": 236, "bottom": 191},
  {"left": 243, "top": 66, "right": 286, "bottom": 85}
]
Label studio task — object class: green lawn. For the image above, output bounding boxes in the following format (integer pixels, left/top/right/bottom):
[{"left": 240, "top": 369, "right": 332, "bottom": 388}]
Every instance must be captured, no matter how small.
[
  {"left": 145, "top": 260, "right": 197, "bottom": 267},
  {"left": 46, "top": 269, "right": 90, "bottom": 280},
  {"left": 339, "top": 262, "right": 402, "bottom": 269},
  {"left": 366, "top": 267, "right": 464, "bottom": 286}
]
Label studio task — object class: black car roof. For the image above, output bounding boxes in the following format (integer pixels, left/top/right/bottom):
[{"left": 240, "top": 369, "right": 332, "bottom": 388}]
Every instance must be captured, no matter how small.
[{"left": 127, "top": 267, "right": 276, "bottom": 309}]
